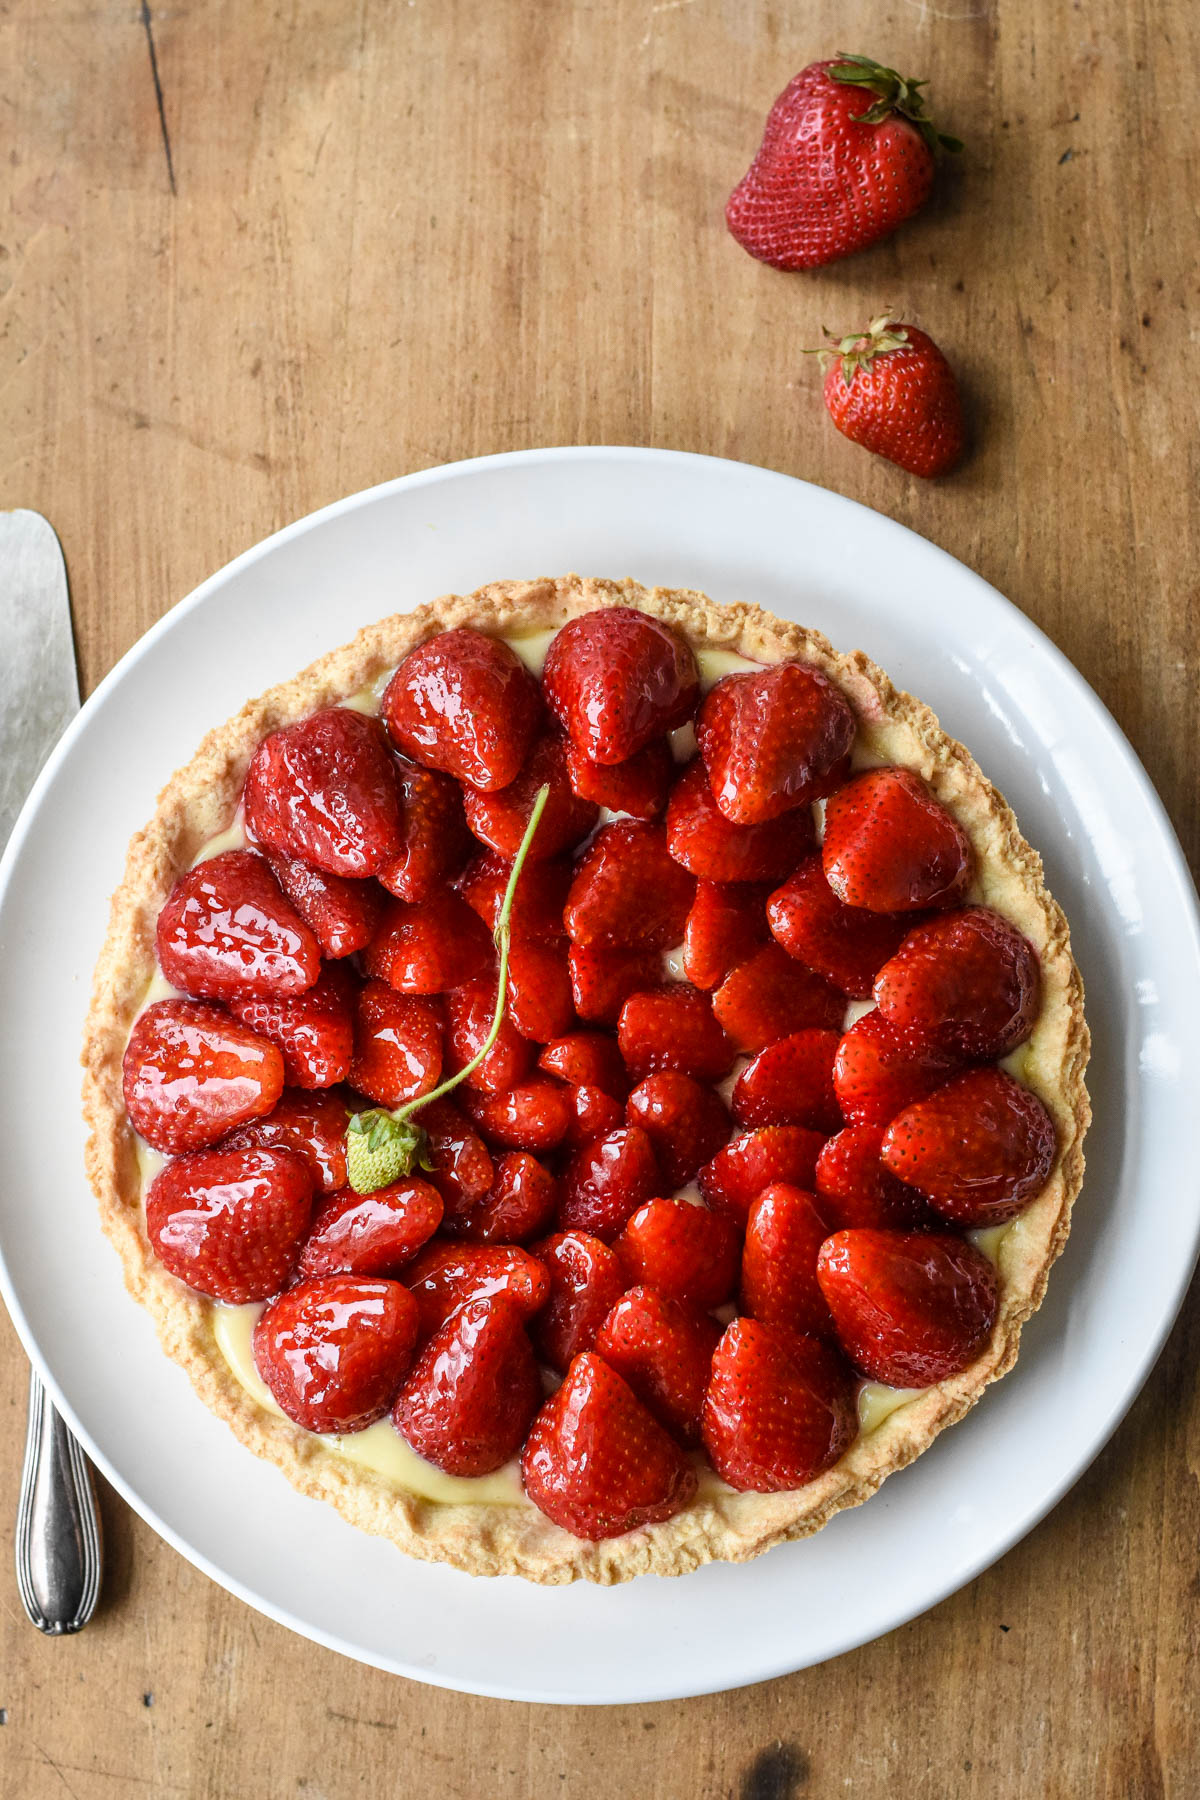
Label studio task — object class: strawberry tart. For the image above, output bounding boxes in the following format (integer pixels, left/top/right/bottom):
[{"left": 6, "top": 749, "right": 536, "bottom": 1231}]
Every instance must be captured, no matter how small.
[{"left": 82, "top": 576, "right": 1089, "bottom": 1583}]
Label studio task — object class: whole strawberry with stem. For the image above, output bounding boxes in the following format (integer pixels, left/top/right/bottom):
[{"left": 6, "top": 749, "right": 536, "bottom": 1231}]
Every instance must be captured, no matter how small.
[
  {"left": 818, "top": 316, "right": 965, "bottom": 478},
  {"left": 727, "top": 54, "right": 961, "bottom": 271}
]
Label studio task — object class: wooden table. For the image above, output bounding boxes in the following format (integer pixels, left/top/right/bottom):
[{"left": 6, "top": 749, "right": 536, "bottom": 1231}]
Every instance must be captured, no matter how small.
[{"left": 2, "top": 1, "right": 1197, "bottom": 1793}]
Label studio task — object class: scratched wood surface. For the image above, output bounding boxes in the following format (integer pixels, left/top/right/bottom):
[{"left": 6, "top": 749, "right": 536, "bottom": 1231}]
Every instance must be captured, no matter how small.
[{"left": 2, "top": 0, "right": 1198, "bottom": 1794}]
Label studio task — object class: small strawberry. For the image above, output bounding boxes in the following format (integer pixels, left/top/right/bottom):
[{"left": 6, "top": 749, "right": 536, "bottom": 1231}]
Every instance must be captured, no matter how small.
[
  {"left": 506, "top": 938, "right": 576, "bottom": 1043},
  {"left": 542, "top": 607, "right": 699, "bottom": 764},
  {"left": 156, "top": 849, "right": 322, "bottom": 1002},
  {"left": 726, "top": 55, "right": 959, "bottom": 271},
  {"left": 254, "top": 1275, "right": 419, "bottom": 1433},
  {"left": 348, "top": 980, "right": 443, "bottom": 1108},
  {"left": 229, "top": 961, "right": 355, "bottom": 1089},
  {"left": 766, "top": 855, "right": 914, "bottom": 999},
  {"left": 881, "top": 1067, "right": 1057, "bottom": 1225},
  {"left": 682, "top": 880, "right": 772, "bottom": 990},
  {"left": 297, "top": 1177, "right": 443, "bottom": 1278},
  {"left": 444, "top": 976, "right": 536, "bottom": 1094},
  {"left": 565, "top": 821, "right": 696, "bottom": 951},
  {"left": 594, "top": 1288, "right": 721, "bottom": 1446},
  {"left": 462, "top": 1076, "right": 572, "bottom": 1154},
  {"left": 702, "top": 1319, "right": 857, "bottom": 1492},
  {"left": 562, "top": 1084, "right": 626, "bottom": 1148},
  {"left": 522, "top": 1352, "right": 698, "bottom": 1539},
  {"left": 814, "top": 1124, "right": 937, "bottom": 1230},
  {"left": 265, "top": 851, "right": 383, "bottom": 960},
  {"left": 538, "top": 1032, "right": 629, "bottom": 1096},
  {"left": 739, "top": 1184, "right": 834, "bottom": 1336},
  {"left": 697, "top": 665, "right": 855, "bottom": 824},
  {"left": 529, "top": 1231, "right": 628, "bottom": 1371},
  {"left": 618, "top": 984, "right": 736, "bottom": 1084},
  {"left": 123, "top": 998, "right": 284, "bottom": 1153},
  {"left": 614, "top": 1198, "right": 740, "bottom": 1309},
  {"left": 244, "top": 707, "right": 403, "bottom": 876},
  {"left": 365, "top": 889, "right": 494, "bottom": 993},
  {"left": 393, "top": 1296, "right": 541, "bottom": 1476},
  {"left": 665, "top": 760, "right": 816, "bottom": 882},
  {"left": 833, "top": 1009, "right": 963, "bottom": 1126},
  {"left": 823, "top": 767, "right": 973, "bottom": 912},
  {"left": 625, "top": 1071, "right": 731, "bottom": 1186},
  {"left": 557, "top": 1125, "right": 660, "bottom": 1242},
  {"left": 698, "top": 1125, "right": 827, "bottom": 1225},
  {"left": 712, "top": 942, "right": 843, "bottom": 1053},
  {"left": 445, "top": 1152, "right": 560, "bottom": 1244},
  {"left": 145, "top": 1145, "right": 313, "bottom": 1300},
  {"left": 415, "top": 1098, "right": 495, "bottom": 1223},
  {"left": 873, "top": 906, "right": 1041, "bottom": 1059},
  {"left": 568, "top": 944, "right": 662, "bottom": 1025},
  {"left": 820, "top": 316, "right": 965, "bottom": 478},
  {"left": 463, "top": 731, "right": 598, "bottom": 861},
  {"left": 403, "top": 1240, "right": 550, "bottom": 1339},
  {"left": 377, "top": 759, "right": 470, "bottom": 904},
  {"left": 459, "top": 851, "right": 572, "bottom": 943},
  {"left": 381, "top": 627, "right": 541, "bottom": 791},
  {"left": 564, "top": 736, "right": 674, "bottom": 819},
  {"left": 817, "top": 1228, "right": 998, "bottom": 1385},
  {"left": 732, "top": 1030, "right": 842, "bottom": 1133},
  {"left": 221, "top": 1087, "right": 350, "bottom": 1193}
]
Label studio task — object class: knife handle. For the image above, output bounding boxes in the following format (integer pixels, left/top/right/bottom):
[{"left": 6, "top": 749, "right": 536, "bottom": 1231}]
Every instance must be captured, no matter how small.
[{"left": 15, "top": 1369, "right": 102, "bottom": 1633}]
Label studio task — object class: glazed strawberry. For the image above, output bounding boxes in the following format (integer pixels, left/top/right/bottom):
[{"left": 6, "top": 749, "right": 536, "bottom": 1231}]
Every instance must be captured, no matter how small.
[
  {"left": 562, "top": 1084, "right": 625, "bottom": 1148},
  {"left": 382, "top": 627, "right": 541, "bottom": 791},
  {"left": 538, "top": 1032, "right": 629, "bottom": 1096},
  {"left": 873, "top": 907, "right": 1041, "bottom": 1059},
  {"left": 702, "top": 1320, "right": 857, "bottom": 1493},
  {"left": 506, "top": 938, "right": 575, "bottom": 1043},
  {"left": 625, "top": 1072, "right": 731, "bottom": 1186},
  {"left": 697, "top": 665, "right": 855, "bottom": 824},
  {"left": 739, "top": 1185, "right": 834, "bottom": 1336},
  {"left": 444, "top": 976, "right": 535, "bottom": 1094},
  {"left": 817, "top": 1229, "right": 998, "bottom": 1385},
  {"left": 244, "top": 708, "right": 403, "bottom": 876},
  {"left": 403, "top": 1241, "right": 549, "bottom": 1339},
  {"left": 732, "top": 1030, "right": 842, "bottom": 1133},
  {"left": 156, "top": 849, "right": 322, "bottom": 1002},
  {"left": 522, "top": 1352, "right": 698, "bottom": 1539},
  {"left": 229, "top": 961, "right": 355, "bottom": 1089},
  {"left": 446, "top": 1152, "right": 559, "bottom": 1244},
  {"left": 698, "top": 1125, "right": 827, "bottom": 1225},
  {"left": 221, "top": 1087, "right": 350, "bottom": 1192},
  {"left": 557, "top": 1125, "right": 660, "bottom": 1242},
  {"left": 594, "top": 1289, "right": 721, "bottom": 1446},
  {"left": 823, "top": 768, "right": 972, "bottom": 912},
  {"left": 393, "top": 1296, "right": 541, "bottom": 1477},
  {"left": 365, "top": 890, "right": 494, "bottom": 993},
  {"left": 462, "top": 732, "right": 597, "bottom": 860},
  {"left": 682, "top": 880, "right": 772, "bottom": 990},
  {"left": 565, "top": 821, "right": 695, "bottom": 951},
  {"left": 767, "top": 856, "right": 913, "bottom": 998},
  {"left": 459, "top": 851, "right": 572, "bottom": 943},
  {"left": 618, "top": 985, "right": 736, "bottom": 1084},
  {"left": 297, "top": 1178, "right": 443, "bottom": 1278},
  {"left": 712, "top": 942, "right": 843, "bottom": 1053},
  {"left": 822, "top": 317, "right": 965, "bottom": 479},
  {"left": 815, "top": 1125, "right": 937, "bottom": 1230},
  {"left": 882, "top": 1068, "right": 1056, "bottom": 1225},
  {"left": 726, "top": 56, "right": 957, "bottom": 271},
  {"left": 146, "top": 1146, "right": 313, "bottom": 1300},
  {"left": 833, "top": 1009, "right": 962, "bottom": 1127},
  {"left": 568, "top": 944, "right": 661, "bottom": 1026},
  {"left": 377, "top": 760, "right": 470, "bottom": 903},
  {"left": 529, "top": 1232, "right": 627, "bottom": 1371},
  {"left": 564, "top": 736, "right": 674, "bottom": 820},
  {"left": 254, "top": 1276, "right": 419, "bottom": 1433},
  {"left": 265, "top": 850, "right": 383, "bottom": 959},
  {"left": 348, "top": 981, "right": 443, "bottom": 1108},
  {"left": 666, "top": 760, "right": 816, "bottom": 882},
  {"left": 416, "top": 1098, "right": 494, "bottom": 1223},
  {"left": 123, "top": 999, "right": 285, "bottom": 1153},
  {"left": 542, "top": 607, "right": 699, "bottom": 764},
  {"left": 615, "top": 1198, "right": 740, "bottom": 1309},
  {"left": 462, "top": 1077, "right": 571, "bottom": 1154}
]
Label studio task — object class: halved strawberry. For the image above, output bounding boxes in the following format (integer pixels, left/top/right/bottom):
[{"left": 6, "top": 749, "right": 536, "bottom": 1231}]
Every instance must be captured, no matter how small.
[
  {"left": 682, "top": 880, "right": 772, "bottom": 990},
  {"left": 731, "top": 1030, "right": 842, "bottom": 1132},
  {"left": 767, "top": 855, "right": 913, "bottom": 998},
  {"left": 377, "top": 759, "right": 470, "bottom": 903},
  {"left": 529, "top": 1231, "right": 627, "bottom": 1371},
  {"left": 557, "top": 1125, "right": 660, "bottom": 1242},
  {"left": 698, "top": 663, "right": 856, "bottom": 825},
  {"left": 521, "top": 1352, "right": 698, "bottom": 1538},
  {"left": 221, "top": 1087, "right": 350, "bottom": 1193},
  {"left": 459, "top": 851, "right": 572, "bottom": 943},
  {"left": 365, "top": 890, "right": 494, "bottom": 993},
  {"left": 229, "top": 961, "right": 355, "bottom": 1089},
  {"left": 814, "top": 1124, "right": 937, "bottom": 1230},
  {"left": 568, "top": 944, "right": 661, "bottom": 1025},
  {"left": 445, "top": 1152, "right": 560, "bottom": 1243},
  {"left": 123, "top": 999, "right": 285, "bottom": 1153},
  {"left": 881, "top": 1068, "right": 1056, "bottom": 1224},
  {"left": 542, "top": 607, "right": 699, "bottom": 765},
  {"left": 833, "top": 1009, "right": 963, "bottom": 1126},
  {"left": 873, "top": 906, "right": 1041, "bottom": 1059},
  {"left": 712, "top": 942, "right": 843, "bottom": 1053},
  {"left": 381, "top": 627, "right": 541, "bottom": 791},
  {"left": 348, "top": 981, "right": 443, "bottom": 1108},
  {"left": 297, "top": 1178, "right": 443, "bottom": 1278},
  {"left": 665, "top": 759, "right": 815, "bottom": 882},
  {"left": 266, "top": 850, "right": 384, "bottom": 959},
  {"left": 506, "top": 938, "right": 576, "bottom": 1043},
  {"left": 463, "top": 731, "right": 598, "bottom": 861},
  {"left": 444, "top": 976, "right": 535, "bottom": 1094},
  {"left": 254, "top": 1276, "right": 419, "bottom": 1433},
  {"left": 564, "top": 736, "right": 674, "bottom": 819},
  {"left": 618, "top": 985, "right": 736, "bottom": 1083},
  {"left": 594, "top": 1288, "right": 721, "bottom": 1446},
  {"left": 538, "top": 1032, "right": 629, "bottom": 1096},
  {"left": 393, "top": 1295, "right": 541, "bottom": 1476},
  {"left": 625, "top": 1071, "right": 732, "bottom": 1186},
  {"left": 817, "top": 1229, "right": 998, "bottom": 1384},
  {"left": 462, "top": 1076, "right": 571, "bottom": 1154},
  {"left": 403, "top": 1241, "right": 550, "bottom": 1339},
  {"left": 614, "top": 1198, "right": 740, "bottom": 1309},
  {"left": 698, "top": 1125, "right": 827, "bottom": 1225},
  {"left": 156, "top": 849, "right": 322, "bottom": 1002},
  {"left": 562, "top": 1084, "right": 626, "bottom": 1148},
  {"left": 145, "top": 1145, "right": 312, "bottom": 1300},
  {"left": 565, "top": 821, "right": 695, "bottom": 951},
  {"left": 701, "top": 1319, "right": 857, "bottom": 1492},
  {"left": 244, "top": 708, "right": 403, "bottom": 877},
  {"left": 739, "top": 1184, "right": 833, "bottom": 1336},
  {"left": 416, "top": 1098, "right": 495, "bottom": 1224},
  {"left": 822, "top": 767, "right": 972, "bottom": 912}
]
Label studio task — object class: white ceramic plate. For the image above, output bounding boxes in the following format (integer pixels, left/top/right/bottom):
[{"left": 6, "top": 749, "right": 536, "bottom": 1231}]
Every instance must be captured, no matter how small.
[{"left": 1, "top": 448, "right": 1197, "bottom": 1703}]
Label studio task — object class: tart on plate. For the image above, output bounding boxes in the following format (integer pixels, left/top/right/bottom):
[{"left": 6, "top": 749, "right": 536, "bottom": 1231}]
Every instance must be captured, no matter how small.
[{"left": 82, "top": 575, "right": 1089, "bottom": 1584}]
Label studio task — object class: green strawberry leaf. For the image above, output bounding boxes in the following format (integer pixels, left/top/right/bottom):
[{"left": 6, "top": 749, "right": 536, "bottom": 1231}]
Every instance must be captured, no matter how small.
[{"left": 828, "top": 52, "right": 962, "bottom": 156}]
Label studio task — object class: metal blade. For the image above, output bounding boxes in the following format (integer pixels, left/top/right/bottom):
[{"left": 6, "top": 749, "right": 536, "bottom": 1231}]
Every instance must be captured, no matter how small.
[{"left": 0, "top": 510, "right": 81, "bottom": 848}]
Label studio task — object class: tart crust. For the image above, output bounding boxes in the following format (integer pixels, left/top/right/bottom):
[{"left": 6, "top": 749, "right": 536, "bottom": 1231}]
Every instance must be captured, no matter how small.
[{"left": 81, "top": 575, "right": 1090, "bottom": 1584}]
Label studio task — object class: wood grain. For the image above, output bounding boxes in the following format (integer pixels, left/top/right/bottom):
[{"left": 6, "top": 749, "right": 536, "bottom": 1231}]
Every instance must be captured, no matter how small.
[{"left": 1, "top": 0, "right": 1197, "bottom": 1794}]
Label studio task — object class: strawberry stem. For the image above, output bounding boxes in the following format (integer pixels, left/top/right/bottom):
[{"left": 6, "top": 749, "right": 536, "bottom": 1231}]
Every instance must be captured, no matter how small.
[
  {"left": 803, "top": 314, "right": 910, "bottom": 387},
  {"left": 827, "top": 53, "right": 963, "bottom": 155}
]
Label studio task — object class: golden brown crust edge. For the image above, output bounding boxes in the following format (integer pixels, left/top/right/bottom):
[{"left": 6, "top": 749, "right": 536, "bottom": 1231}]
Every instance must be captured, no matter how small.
[{"left": 81, "top": 575, "right": 1091, "bottom": 1585}]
